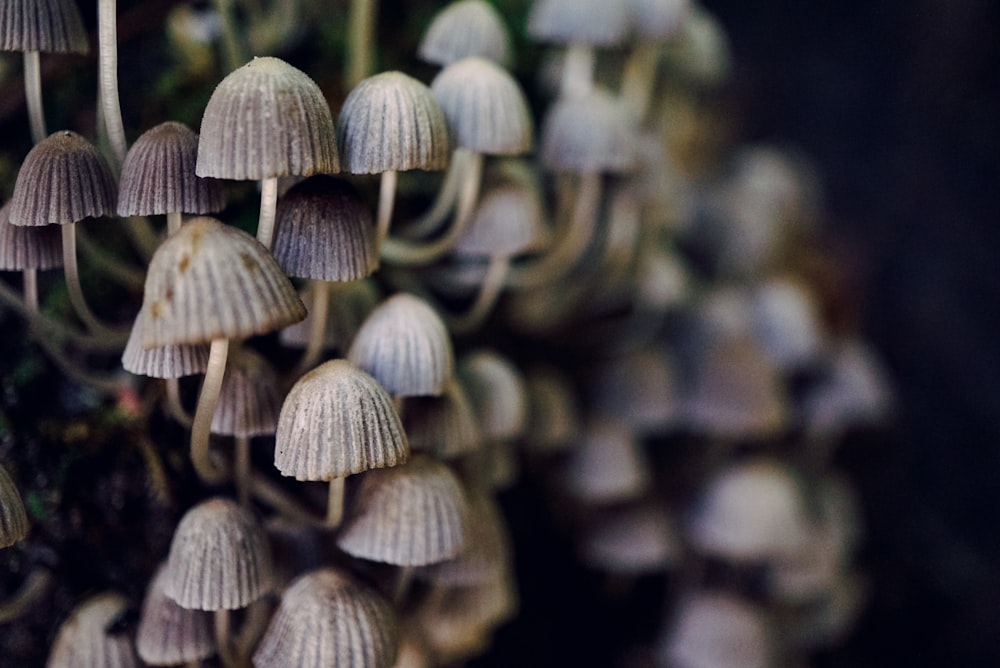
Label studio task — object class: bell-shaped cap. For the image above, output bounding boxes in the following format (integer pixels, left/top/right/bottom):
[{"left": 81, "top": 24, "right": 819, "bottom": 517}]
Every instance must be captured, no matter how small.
[
  {"left": 122, "top": 309, "right": 210, "bottom": 379},
  {"left": 47, "top": 592, "right": 140, "bottom": 668},
  {"left": 418, "top": 0, "right": 511, "bottom": 67},
  {"left": 404, "top": 378, "right": 482, "bottom": 460},
  {"left": 580, "top": 501, "right": 680, "bottom": 574},
  {"left": 211, "top": 347, "right": 281, "bottom": 437},
  {"left": 528, "top": 0, "right": 630, "bottom": 47},
  {"left": 118, "top": 122, "right": 225, "bottom": 216},
  {"left": 453, "top": 170, "right": 548, "bottom": 259},
  {"left": 139, "top": 217, "right": 306, "bottom": 347},
  {"left": 659, "top": 592, "right": 772, "bottom": 668},
  {"left": 197, "top": 57, "right": 340, "bottom": 180},
  {"left": 136, "top": 566, "right": 215, "bottom": 666},
  {"left": 0, "top": 0, "right": 88, "bottom": 53},
  {"left": 749, "top": 277, "right": 826, "bottom": 372},
  {"left": 562, "top": 419, "right": 651, "bottom": 504},
  {"left": 254, "top": 568, "right": 399, "bottom": 668},
  {"left": 524, "top": 366, "right": 580, "bottom": 453},
  {"left": 274, "top": 359, "right": 408, "bottom": 481},
  {"left": 660, "top": 5, "right": 731, "bottom": 87},
  {"left": 459, "top": 349, "right": 528, "bottom": 443},
  {"left": 0, "top": 463, "right": 28, "bottom": 548},
  {"left": 347, "top": 293, "right": 454, "bottom": 397},
  {"left": 627, "top": 0, "right": 690, "bottom": 41},
  {"left": 163, "top": 497, "right": 273, "bottom": 610},
  {"left": 337, "top": 71, "right": 450, "bottom": 174},
  {"left": 418, "top": 491, "right": 511, "bottom": 586},
  {"left": 337, "top": 456, "right": 470, "bottom": 566},
  {"left": 9, "top": 130, "right": 117, "bottom": 227},
  {"left": 430, "top": 57, "right": 532, "bottom": 155},
  {"left": 271, "top": 175, "right": 377, "bottom": 281},
  {"left": 0, "top": 201, "right": 62, "bottom": 271},
  {"left": 589, "top": 347, "right": 679, "bottom": 435},
  {"left": 540, "top": 88, "right": 636, "bottom": 173}
]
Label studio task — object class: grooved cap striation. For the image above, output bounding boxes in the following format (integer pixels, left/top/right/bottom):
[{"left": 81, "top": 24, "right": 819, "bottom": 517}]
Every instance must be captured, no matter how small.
[
  {"left": 0, "top": 0, "right": 88, "bottom": 53},
  {"left": 0, "top": 200, "right": 62, "bottom": 270},
  {"left": 136, "top": 566, "right": 215, "bottom": 666},
  {"left": 211, "top": 347, "right": 281, "bottom": 437},
  {"left": 122, "top": 309, "right": 210, "bottom": 379},
  {"left": 0, "top": 464, "right": 28, "bottom": 548},
  {"left": 47, "top": 592, "right": 140, "bottom": 668}
]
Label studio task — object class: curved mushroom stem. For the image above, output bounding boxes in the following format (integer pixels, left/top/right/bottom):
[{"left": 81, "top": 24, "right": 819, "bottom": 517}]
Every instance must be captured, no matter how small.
[
  {"left": 393, "top": 566, "right": 414, "bottom": 606},
  {"left": 447, "top": 255, "right": 510, "bottom": 335},
  {"left": 0, "top": 568, "right": 54, "bottom": 624},
  {"left": 375, "top": 169, "right": 399, "bottom": 248},
  {"left": 235, "top": 434, "right": 251, "bottom": 508},
  {"left": 402, "top": 151, "right": 465, "bottom": 239},
  {"left": 620, "top": 40, "right": 659, "bottom": 125},
  {"left": 0, "top": 278, "right": 127, "bottom": 350},
  {"left": 250, "top": 471, "right": 326, "bottom": 527},
  {"left": 22, "top": 268, "right": 37, "bottom": 313},
  {"left": 164, "top": 377, "right": 193, "bottom": 427},
  {"left": 167, "top": 210, "right": 183, "bottom": 235},
  {"left": 293, "top": 279, "right": 330, "bottom": 377},
  {"left": 75, "top": 226, "right": 147, "bottom": 290},
  {"left": 346, "top": 0, "right": 376, "bottom": 87},
  {"left": 380, "top": 150, "right": 483, "bottom": 266},
  {"left": 23, "top": 51, "right": 46, "bottom": 144},
  {"left": 62, "top": 223, "right": 121, "bottom": 336},
  {"left": 234, "top": 598, "right": 272, "bottom": 664},
  {"left": 190, "top": 338, "right": 231, "bottom": 485},
  {"left": 97, "top": 0, "right": 127, "bottom": 166},
  {"left": 214, "top": 608, "right": 238, "bottom": 668},
  {"left": 326, "top": 476, "right": 345, "bottom": 527},
  {"left": 256, "top": 177, "right": 279, "bottom": 249},
  {"left": 562, "top": 42, "right": 595, "bottom": 98}
]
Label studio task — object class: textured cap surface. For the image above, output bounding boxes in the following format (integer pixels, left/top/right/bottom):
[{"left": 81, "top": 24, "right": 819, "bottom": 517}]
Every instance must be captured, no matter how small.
[
  {"left": 122, "top": 309, "right": 210, "bottom": 378},
  {"left": 211, "top": 347, "right": 281, "bottom": 437},
  {"left": 136, "top": 566, "right": 215, "bottom": 666},
  {"left": 47, "top": 592, "right": 139, "bottom": 668},
  {"left": 0, "top": 464, "right": 28, "bottom": 548},
  {"left": 418, "top": 0, "right": 511, "bottom": 67},
  {"left": 0, "top": 0, "right": 88, "bottom": 53},
  {"left": 0, "top": 200, "right": 62, "bottom": 270}
]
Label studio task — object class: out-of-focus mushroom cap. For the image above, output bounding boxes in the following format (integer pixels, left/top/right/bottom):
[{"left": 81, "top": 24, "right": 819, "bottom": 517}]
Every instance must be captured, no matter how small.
[
  {"left": 404, "top": 378, "right": 483, "bottom": 460},
  {"left": 274, "top": 359, "right": 409, "bottom": 481},
  {"left": 524, "top": 366, "right": 580, "bottom": 453},
  {"left": 540, "top": 89, "right": 636, "bottom": 173},
  {"left": 210, "top": 347, "right": 282, "bottom": 437},
  {"left": 660, "top": 5, "right": 732, "bottom": 87},
  {"left": 121, "top": 309, "right": 210, "bottom": 379},
  {"left": 459, "top": 350, "right": 528, "bottom": 443},
  {"left": 271, "top": 175, "right": 377, "bottom": 281},
  {"left": 0, "top": 201, "right": 62, "bottom": 270},
  {"left": 627, "top": 0, "right": 690, "bottom": 41},
  {"left": 9, "top": 131, "right": 117, "bottom": 227},
  {"left": 589, "top": 347, "right": 679, "bottom": 434},
  {"left": 118, "top": 122, "right": 225, "bottom": 216},
  {"left": 418, "top": 491, "right": 512, "bottom": 586},
  {"left": 659, "top": 592, "right": 772, "bottom": 668},
  {"left": 528, "top": 0, "right": 630, "bottom": 46},
  {"left": 47, "top": 592, "right": 140, "bottom": 668},
  {"left": 453, "top": 177, "right": 548, "bottom": 258},
  {"left": 0, "top": 0, "right": 88, "bottom": 54},
  {"left": 580, "top": 502, "right": 680, "bottom": 574},
  {"left": 136, "top": 566, "right": 215, "bottom": 666},
  {"left": 0, "top": 464, "right": 28, "bottom": 549},
  {"left": 196, "top": 57, "right": 340, "bottom": 180},
  {"left": 139, "top": 217, "right": 306, "bottom": 347},
  {"left": 562, "top": 419, "right": 651, "bottom": 504},
  {"left": 418, "top": 0, "right": 512, "bottom": 67},
  {"left": 337, "top": 71, "right": 450, "bottom": 174}
]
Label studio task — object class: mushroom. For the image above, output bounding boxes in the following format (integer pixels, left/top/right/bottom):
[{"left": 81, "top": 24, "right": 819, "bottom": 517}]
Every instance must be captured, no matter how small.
[
  {"left": 136, "top": 565, "right": 215, "bottom": 666},
  {"left": 418, "top": 0, "right": 512, "bottom": 68},
  {"left": 0, "top": 463, "right": 28, "bottom": 549},
  {"left": 47, "top": 592, "right": 140, "bottom": 668}
]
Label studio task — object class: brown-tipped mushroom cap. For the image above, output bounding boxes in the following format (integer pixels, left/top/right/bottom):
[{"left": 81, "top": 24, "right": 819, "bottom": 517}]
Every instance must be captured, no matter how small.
[
  {"left": 136, "top": 566, "right": 215, "bottom": 666},
  {"left": 122, "top": 309, "right": 210, "bottom": 379},
  {"left": 430, "top": 57, "right": 533, "bottom": 155},
  {"left": 163, "top": 497, "right": 273, "bottom": 610},
  {"left": 271, "top": 175, "right": 377, "bottom": 281},
  {"left": 459, "top": 349, "right": 528, "bottom": 443},
  {"left": 47, "top": 592, "right": 140, "bottom": 668},
  {"left": 0, "top": 200, "right": 62, "bottom": 271},
  {"left": 253, "top": 568, "right": 399, "bottom": 668},
  {"left": 336, "top": 71, "right": 450, "bottom": 174},
  {"left": 337, "top": 455, "right": 470, "bottom": 566},
  {"left": 118, "top": 122, "right": 225, "bottom": 216},
  {"left": 528, "top": 0, "right": 630, "bottom": 46},
  {"left": 540, "top": 88, "right": 636, "bottom": 173},
  {"left": 418, "top": 0, "right": 511, "bottom": 67},
  {"left": 9, "top": 131, "right": 117, "bottom": 227},
  {"left": 347, "top": 293, "right": 454, "bottom": 397},
  {"left": 274, "top": 359, "right": 409, "bottom": 481},
  {"left": 0, "top": 0, "right": 88, "bottom": 54},
  {"left": 139, "top": 217, "right": 306, "bottom": 347},
  {"left": 211, "top": 347, "right": 281, "bottom": 437},
  {"left": 0, "top": 463, "right": 28, "bottom": 548},
  {"left": 196, "top": 57, "right": 340, "bottom": 180}
]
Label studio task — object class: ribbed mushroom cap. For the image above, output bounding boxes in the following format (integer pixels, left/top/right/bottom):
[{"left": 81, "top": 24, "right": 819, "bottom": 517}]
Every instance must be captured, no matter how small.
[
  {"left": 122, "top": 309, "right": 210, "bottom": 379},
  {"left": 660, "top": 592, "right": 772, "bottom": 668},
  {"left": 418, "top": 0, "right": 511, "bottom": 67},
  {"left": 540, "top": 88, "right": 636, "bottom": 173},
  {"left": 118, "top": 122, "right": 225, "bottom": 216},
  {"left": 0, "top": 0, "right": 88, "bottom": 53},
  {"left": 430, "top": 57, "right": 532, "bottom": 155},
  {"left": 347, "top": 293, "right": 454, "bottom": 397},
  {"left": 253, "top": 569, "right": 399, "bottom": 668},
  {"left": 404, "top": 378, "right": 482, "bottom": 460},
  {"left": 337, "top": 455, "right": 470, "bottom": 566},
  {"left": 47, "top": 592, "right": 139, "bottom": 668},
  {"left": 580, "top": 502, "right": 680, "bottom": 574},
  {"left": 0, "top": 463, "right": 28, "bottom": 548},
  {"left": 687, "top": 459, "right": 812, "bottom": 563},
  {"left": 136, "top": 566, "right": 215, "bottom": 666},
  {"left": 9, "top": 130, "right": 117, "bottom": 227},
  {"left": 524, "top": 366, "right": 580, "bottom": 453},
  {"left": 271, "top": 175, "right": 377, "bottom": 281},
  {"left": 562, "top": 419, "right": 651, "bottom": 504},
  {"left": 163, "top": 497, "right": 273, "bottom": 610},
  {"left": 139, "top": 217, "right": 306, "bottom": 347},
  {"left": 528, "top": 0, "right": 630, "bottom": 46},
  {"left": 459, "top": 350, "right": 528, "bottom": 443},
  {"left": 337, "top": 71, "right": 451, "bottom": 174},
  {"left": 627, "top": 0, "right": 690, "bottom": 41},
  {"left": 211, "top": 347, "right": 281, "bottom": 437},
  {"left": 0, "top": 200, "right": 62, "bottom": 270},
  {"left": 196, "top": 56, "right": 340, "bottom": 180},
  {"left": 418, "top": 491, "right": 511, "bottom": 586},
  {"left": 274, "top": 359, "right": 408, "bottom": 481},
  {"left": 453, "top": 176, "right": 548, "bottom": 258},
  {"left": 590, "top": 347, "right": 679, "bottom": 434}
]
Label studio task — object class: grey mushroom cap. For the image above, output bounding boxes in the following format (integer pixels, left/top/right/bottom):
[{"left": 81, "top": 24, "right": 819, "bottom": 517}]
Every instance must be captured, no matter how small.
[
  {"left": 0, "top": 0, "right": 88, "bottom": 54},
  {"left": 0, "top": 463, "right": 28, "bottom": 549},
  {"left": 418, "top": 0, "right": 511, "bottom": 67},
  {"left": 540, "top": 89, "right": 637, "bottom": 173},
  {"left": 197, "top": 56, "right": 340, "bottom": 180},
  {"left": 0, "top": 200, "right": 62, "bottom": 271},
  {"left": 528, "top": 0, "right": 630, "bottom": 47},
  {"left": 627, "top": 0, "right": 691, "bottom": 41},
  {"left": 337, "top": 71, "right": 451, "bottom": 174},
  {"left": 211, "top": 347, "right": 282, "bottom": 437},
  {"left": 136, "top": 566, "right": 215, "bottom": 666},
  {"left": 47, "top": 592, "right": 140, "bottom": 668},
  {"left": 121, "top": 309, "right": 210, "bottom": 379},
  {"left": 9, "top": 130, "right": 117, "bottom": 227}
]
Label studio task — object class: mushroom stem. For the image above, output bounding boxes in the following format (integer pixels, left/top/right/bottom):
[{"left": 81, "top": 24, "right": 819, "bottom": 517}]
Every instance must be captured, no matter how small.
[
  {"left": 250, "top": 471, "right": 325, "bottom": 526},
  {"left": 0, "top": 568, "right": 54, "bottom": 624},
  {"left": 346, "top": 0, "right": 376, "bottom": 87},
  {"left": 76, "top": 225, "right": 147, "bottom": 290},
  {"left": 97, "top": 0, "right": 127, "bottom": 166},
  {"left": 380, "top": 150, "right": 483, "bottom": 266},
  {"left": 256, "top": 177, "right": 279, "bottom": 249},
  {"left": 22, "top": 269, "right": 37, "bottom": 313},
  {"left": 393, "top": 566, "right": 414, "bottom": 606},
  {"left": 190, "top": 338, "right": 231, "bottom": 485},
  {"left": 62, "top": 223, "right": 119, "bottom": 335},
  {"left": 23, "top": 51, "right": 46, "bottom": 144},
  {"left": 375, "top": 169, "right": 399, "bottom": 247},
  {"left": 165, "top": 377, "right": 193, "bottom": 427},
  {"left": 294, "top": 279, "right": 330, "bottom": 377},
  {"left": 448, "top": 255, "right": 510, "bottom": 335},
  {"left": 562, "top": 43, "right": 595, "bottom": 98},
  {"left": 235, "top": 434, "right": 252, "bottom": 508},
  {"left": 403, "top": 150, "right": 465, "bottom": 239},
  {"left": 620, "top": 40, "right": 659, "bottom": 125},
  {"left": 214, "top": 608, "right": 238, "bottom": 668},
  {"left": 326, "top": 476, "right": 345, "bottom": 527},
  {"left": 0, "top": 278, "right": 127, "bottom": 350},
  {"left": 167, "top": 210, "right": 183, "bottom": 235}
]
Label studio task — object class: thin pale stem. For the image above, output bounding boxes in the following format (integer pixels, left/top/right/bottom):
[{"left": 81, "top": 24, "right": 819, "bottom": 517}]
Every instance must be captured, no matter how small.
[
  {"left": 22, "top": 269, "right": 37, "bottom": 313},
  {"left": 0, "top": 568, "right": 54, "bottom": 624},
  {"left": 167, "top": 210, "right": 183, "bottom": 235},
  {"left": 98, "top": 0, "right": 127, "bottom": 166},
  {"left": 448, "top": 255, "right": 509, "bottom": 335},
  {"left": 561, "top": 42, "right": 595, "bottom": 98},
  {"left": 375, "top": 170, "right": 398, "bottom": 248},
  {"left": 214, "top": 608, "right": 238, "bottom": 668},
  {"left": 235, "top": 434, "right": 251, "bottom": 508},
  {"left": 293, "top": 279, "right": 330, "bottom": 377},
  {"left": 190, "top": 339, "right": 231, "bottom": 485},
  {"left": 235, "top": 598, "right": 271, "bottom": 663},
  {"left": 346, "top": 0, "right": 376, "bottom": 88},
  {"left": 393, "top": 566, "right": 414, "bottom": 606},
  {"left": 620, "top": 41, "right": 659, "bottom": 125},
  {"left": 326, "top": 476, "right": 345, "bottom": 527},
  {"left": 402, "top": 151, "right": 465, "bottom": 238},
  {"left": 256, "top": 177, "right": 279, "bottom": 249},
  {"left": 23, "top": 51, "right": 46, "bottom": 144},
  {"left": 62, "top": 223, "right": 120, "bottom": 335},
  {"left": 164, "top": 377, "right": 193, "bottom": 427}
]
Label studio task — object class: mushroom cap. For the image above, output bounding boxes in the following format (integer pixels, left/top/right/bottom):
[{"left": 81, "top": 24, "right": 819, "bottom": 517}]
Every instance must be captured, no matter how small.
[
  {"left": 430, "top": 57, "right": 533, "bottom": 155},
  {"left": 524, "top": 366, "right": 580, "bottom": 453},
  {"left": 253, "top": 568, "right": 399, "bottom": 668},
  {"left": 121, "top": 309, "right": 210, "bottom": 379},
  {"left": 580, "top": 502, "right": 680, "bottom": 574},
  {"left": 347, "top": 293, "right": 454, "bottom": 397},
  {"left": 196, "top": 56, "right": 340, "bottom": 180},
  {"left": 336, "top": 455, "right": 470, "bottom": 566},
  {"left": 337, "top": 71, "right": 451, "bottom": 174},
  {"left": 0, "top": 200, "right": 62, "bottom": 271},
  {"left": 163, "top": 497, "right": 273, "bottom": 610},
  {"left": 136, "top": 566, "right": 215, "bottom": 666},
  {"left": 562, "top": 419, "right": 651, "bottom": 504},
  {"left": 280, "top": 278, "right": 381, "bottom": 351},
  {"left": 47, "top": 592, "right": 140, "bottom": 668},
  {"left": 0, "top": 463, "right": 28, "bottom": 548},
  {"left": 540, "top": 88, "right": 637, "bottom": 173},
  {"left": 458, "top": 349, "right": 528, "bottom": 443},
  {"left": 271, "top": 175, "right": 377, "bottom": 281},
  {"left": 627, "top": 0, "right": 690, "bottom": 41},
  {"left": 417, "top": 490, "right": 512, "bottom": 586},
  {"left": 589, "top": 347, "right": 679, "bottom": 435},
  {"left": 404, "top": 378, "right": 483, "bottom": 460},
  {"left": 211, "top": 347, "right": 282, "bottom": 437},
  {"left": 118, "top": 122, "right": 225, "bottom": 216},
  {"left": 418, "top": 0, "right": 511, "bottom": 67},
  {"left": 139, "top": 217, "right": 306, "bottom": 347},
  {"left": 274, "top": 359, "right": 409, "bottom": 481},
  {"left": 9, "top": 130, "right": 117, "bottom": 227},
  {"left": 527, "top": 0, "right": 630, "bottom": 46},
  {"left": 0, "top": 0, "right": 88, "bottom": 54},
  {"left": 660, "top": 592, "right": 772, "bottom": 668}
]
